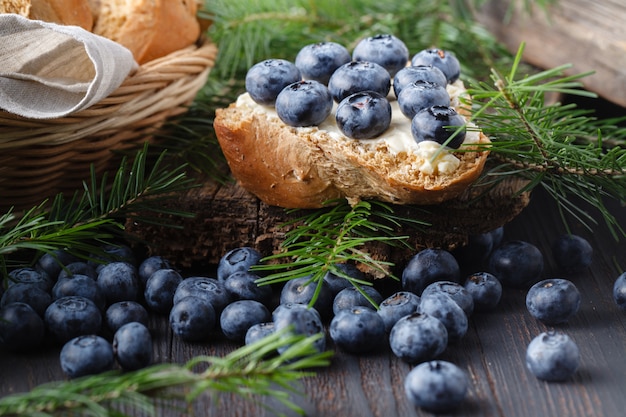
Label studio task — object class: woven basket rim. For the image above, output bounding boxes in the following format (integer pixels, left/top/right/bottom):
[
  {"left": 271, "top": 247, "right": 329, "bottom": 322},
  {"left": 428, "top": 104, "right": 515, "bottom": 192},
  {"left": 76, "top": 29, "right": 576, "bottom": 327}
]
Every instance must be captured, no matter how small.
[{"left": 0, "top": 38, "right": 218, "bottom": 150}]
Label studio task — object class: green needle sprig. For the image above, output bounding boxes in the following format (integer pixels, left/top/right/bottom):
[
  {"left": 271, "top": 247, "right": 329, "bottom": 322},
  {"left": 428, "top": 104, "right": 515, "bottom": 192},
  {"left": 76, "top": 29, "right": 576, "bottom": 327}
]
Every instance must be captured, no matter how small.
[
  {"left": 253, "top": 200, "right": 429, "bottom": 307},
  {"left": 0, "top": 331, "right": 333, "bottom": 417},
  {"left": 467, "top": 43, "right": 626, "bottom": 238}
]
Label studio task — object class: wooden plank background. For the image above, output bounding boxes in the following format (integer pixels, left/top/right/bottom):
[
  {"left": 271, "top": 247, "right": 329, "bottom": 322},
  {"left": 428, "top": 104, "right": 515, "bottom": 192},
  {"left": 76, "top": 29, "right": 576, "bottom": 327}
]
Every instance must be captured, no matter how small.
[{"left": 475, "top": 0, "right": 626, "bottom": 107}]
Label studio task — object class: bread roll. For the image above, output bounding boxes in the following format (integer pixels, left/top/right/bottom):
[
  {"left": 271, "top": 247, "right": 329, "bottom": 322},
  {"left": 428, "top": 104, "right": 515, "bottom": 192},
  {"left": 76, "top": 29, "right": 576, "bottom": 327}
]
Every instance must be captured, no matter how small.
[
  {"left": 1, "top": 0, "right": 94, "bottom": 30},
  {"left": 90, "top": 0, "right": 201, "bottom": 64},
  {"left": 214, "top": 81, "right": 490, "bottom": 209}
]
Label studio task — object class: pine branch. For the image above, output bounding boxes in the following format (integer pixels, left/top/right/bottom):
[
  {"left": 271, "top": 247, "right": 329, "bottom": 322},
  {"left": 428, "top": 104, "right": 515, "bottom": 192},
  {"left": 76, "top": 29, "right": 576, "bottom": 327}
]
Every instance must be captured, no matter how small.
[
  {"left": 0, "top": 331, "right": 333, "bottom": 417},
  {"left": 466, "top": 43, "right": 626, "bottom": 238},
  {"left": 0, "top": 145, "right": 198, "bottom": 272},
  {"left": 253, "top": 200, "right": 428, "bottom": 307}
]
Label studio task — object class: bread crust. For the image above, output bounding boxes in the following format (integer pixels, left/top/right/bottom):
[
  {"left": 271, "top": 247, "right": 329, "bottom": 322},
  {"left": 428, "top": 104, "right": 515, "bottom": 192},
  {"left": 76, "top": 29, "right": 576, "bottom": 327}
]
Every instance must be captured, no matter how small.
[
  {"left": 91, "top": 0, "right": 200, "bottom": 64},
  {"left": 16, "top": 0, "right": 94, "bottom": 30},
  {"left": 214, "top": 84, "right": 490, "bottom": 209}
]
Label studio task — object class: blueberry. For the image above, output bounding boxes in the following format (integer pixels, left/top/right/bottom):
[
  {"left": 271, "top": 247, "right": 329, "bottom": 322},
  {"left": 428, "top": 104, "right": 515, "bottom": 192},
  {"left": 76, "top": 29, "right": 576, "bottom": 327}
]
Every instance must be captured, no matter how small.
[
  {"left": 280, "top": 276, "right": 334, "bottom": 320},
  {"left": 404, "top": 360, "right": 469, "bottom": 412},
  {"left": 401, "top": 248, "right": 461, "bottom": 296},
  {"left": 323, "top": 263, "right": 365, "bottom": 296},
  {"left": 0, "top": 282, "right": 52, "bottom": 317},
  {"left": 45, "top": 296, "right": 102, "bottom": 344},
  {"left": 377, "top": 291, "right": 421, "bottom": 333},
  {"left": 105, "top": 301, "right": 149, "bottom": 332},
  {"left": 138, "top": 256, "right": 171, "bottom": 286},
  {"left": 463, "top": 272, "right": 502, "bottom": 312},
  {"left": 96, "top": 262, "right": 140, "bottom": 305},
  {"left": 36, "top": 249, "right": 79, "bottom": 279},
  {"left": 245, "top": 322, "right": 275, "bottom": 346},
  {"left": 0, "top": 302, "right": 45, "bottom": 351},
  {"left": 332, "top": 285, "right": 383, "bottom": 316},
  {"left": 143, "top": 268, "right": 183, "bottom": 314},
  {"left": 352, "top": 34, "right": 409, "bottom": 77},
  {"left": 490, "top": 226, "right": 505, "bottom": 248},
  {"left": 7, "top": 267, "right": 53, "bottom": 292},
  {"left": 526, "top": 331, "right": 580, "bottom": 381},
  {"left": 421, "top": 281, "right": 474, "bottom": 317},
  {"left": 272, "top": 303, "right": 326, "bottom": 354},
  {"left": 551, "top": 234, "right": 593, "bottom": 272},
  {"left": 389, "top": 312, "right": 448, "bottom": 363},
  {"left": 173, "top": 276, "right": 231, "bottom": 314},
  {"left": 613, "top": 272, "right": 626, "bottom": 310},
  {"left": 411, "top": 105, "right": 466, "bottom": 149},
  {"left": 245, "top": 59, "right": 302, "bottom": 105},
  {"left": 169, "top": 296, "right": 216, "bottom": 342},
  {"left": 397, "top": 80, "right": 450, "bottom": 120},
  {"left": 329, "top": 306, "right": 386, "bottom": 354},
  {"left": 328, "top": 61, "right": 390, "bottom": 103},
  {"left": 410, "top": 48, "right": 461, "bottom": 83},
  {"left": 275, "top": 80, "right": 333, "bottom": 127},
  {"left": 60, "top": 335, "right": 114, "bottom": 379},
  {"left": 52, "top": 274, "right": 106, "bottom": 312},
  {"left": 393, "top": 65, "right": 448, "bottom": 98},
  {"left": 113, "top": 322, "right": 152, "bottom": 371},
  {"left": 217, "top": 247, "right": 262, "bottom": 282},
  {"left": 295, "top": 42, "right": 351, "bottom": 85},
  {"left": 488, "top": 240, "right": 544, "bottom": 288},
  {"left": 419, "top": 291, "right": 468, "bottom": 341},
  {"left": 58, "top": 261, "right": 97, "bottom": 281},
  {"left": 224, "top": 271, "right": 273, "bottom": 306},
  {"left": 335, "top": 91, "right": 392, "bottom": 139},
  {"left": 526, "top": 278, "right": 581, "bottom": 325},
  {"left": 220, "top": 300, "right": 271, "bottom": 342}
]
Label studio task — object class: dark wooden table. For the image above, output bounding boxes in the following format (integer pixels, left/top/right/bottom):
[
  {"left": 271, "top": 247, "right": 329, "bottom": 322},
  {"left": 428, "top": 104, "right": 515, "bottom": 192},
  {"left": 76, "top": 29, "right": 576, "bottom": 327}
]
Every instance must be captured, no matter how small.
[{"left": 2, "top": 187, "right": 626, "bottom": 417}]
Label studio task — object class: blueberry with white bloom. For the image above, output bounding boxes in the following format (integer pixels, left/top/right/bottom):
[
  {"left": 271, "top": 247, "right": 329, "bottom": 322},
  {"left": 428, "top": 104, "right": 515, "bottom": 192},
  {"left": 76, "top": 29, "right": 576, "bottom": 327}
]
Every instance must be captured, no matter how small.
[
  {"left": 245, "top": 59, "right": 302, "bottom": 105},
  {"left": 332, "top": 285, "right": 384, "bottom": 316},
  {"left": 328, "top": 61, "right": 390, "bottom": 103},
  {"left": 113, "top": 321, "right": 152, "bottom": 371},
  {"left": 169, "top": 296, "right": 216, "bottom": 342},
  {"left": 143, "top": 268, "right": 183, "bottom": 314},
  {"left": 335, "top": 91, "right": 392, "bottom": 139},
  {"left": 526, "top": 278, "right": 581, "bottom": 325},
  {"left": 405, "top": 360, "right": 469, "bottom": 412},
  {"left": 0, "top": 302, "right": 45, "bottom": 351},
  {"left": 352, "top": 34, "right": 409, "bottom": 77},
  {"left": 217, "top": 247, "right": 263, "bottom": 282},
  {"left": 421, "top": 280, "right": 474, "bottom": 317},
  {"left": 330, "top": 306, "right": 386, "bottom": 354},
  {"left": 488, "top": 240, "right": 544, "bottom": 288},
  {"left": 377, "top": 291, "right": 421, "bottom": 333},
  {"left": 402, "top": 248, "right": 460, "bottom": 296},
  {"left": 551, "top": 234, "right": 593, "bottom": 272},
  {"left": 419, "top": 291, "right": 468, "bottom": 341},
  {"left": 220, "top": 300, "right": 271, "bottom": 342},
  {"left": 45, "top": 296, "right": 102, "bottom": 344},
  {"left": 295, "top": 42, "right": 351, "bottom": 85},
  {"left": 105, "top": 301, "right": 149, "bottom": 332},
  {"left": 96, "top": 262, "right": 140, "bottom": 305},
  {"left": 411, "top": 105, "right": 466, "bottom": 149},
  {"left": 389, "top": 312, "right": 448, "bottom": 363},
  {"left": 275, "top": 80, "right": 333, "bottom": 127},
  {"left": 273, "top": 303, "right": 326, "bottom": 354},
  {"left": 174, "top": 276, "right": 231, "bottom": 314},
  {"left": 60, "top": 335, "right": 114, "bottom": 379},
  {"left": 526, "top": 331, "right": 580, "bottom": 381},
  {"left": 463, "top": 272, "right": 502, "bottom": 312},
  {"left": 411, "top": 48, "right": 461, "bottom": 83}
]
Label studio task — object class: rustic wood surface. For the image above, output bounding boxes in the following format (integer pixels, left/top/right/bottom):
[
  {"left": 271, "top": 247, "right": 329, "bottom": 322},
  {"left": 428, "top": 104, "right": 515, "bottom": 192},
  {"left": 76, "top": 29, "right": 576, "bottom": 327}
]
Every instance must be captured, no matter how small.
[
  {"left": 124, "top": 170, "right": 531, "bottom": 273},
  {"left": 2, "top": 187, "right": 626, "bottom": 416},
  {"left": 475, "top": 0, "right": 626, "bottom": 107}
]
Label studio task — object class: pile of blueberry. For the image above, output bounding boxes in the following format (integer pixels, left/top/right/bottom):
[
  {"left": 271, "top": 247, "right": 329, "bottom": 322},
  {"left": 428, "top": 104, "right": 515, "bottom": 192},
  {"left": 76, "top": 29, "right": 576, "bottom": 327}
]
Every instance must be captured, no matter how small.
[
  {"left": 245, "top": 34, "right": 466, "bottom": 147},
  {"left": 0, "top": 226, "right": 618, "bottom": 413}
]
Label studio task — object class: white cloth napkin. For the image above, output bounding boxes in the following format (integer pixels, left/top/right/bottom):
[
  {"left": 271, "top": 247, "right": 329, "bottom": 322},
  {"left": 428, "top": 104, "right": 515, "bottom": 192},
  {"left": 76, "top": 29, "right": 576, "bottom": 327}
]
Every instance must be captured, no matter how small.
[{"left": 0, "top": 13, "right": 138, "bottom": 119}]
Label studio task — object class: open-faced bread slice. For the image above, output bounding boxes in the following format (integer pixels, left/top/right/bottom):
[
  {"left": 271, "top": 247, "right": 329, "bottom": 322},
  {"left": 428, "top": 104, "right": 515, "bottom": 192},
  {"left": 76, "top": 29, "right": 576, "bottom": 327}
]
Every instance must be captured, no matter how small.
[{"left": 214, "top": 80, "right": 490, "bottom": 209}]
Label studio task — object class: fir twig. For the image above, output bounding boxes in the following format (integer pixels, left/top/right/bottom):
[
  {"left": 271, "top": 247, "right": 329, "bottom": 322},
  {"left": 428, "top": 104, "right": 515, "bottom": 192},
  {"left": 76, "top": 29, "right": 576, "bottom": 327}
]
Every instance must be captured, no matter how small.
[
  {"left": 254, "top": 200, "right": 428, "bottom": 307},
  {"left": 0, "top": 331, "right": 333, "bottom": 417},
  {"left": 466, "top": 43, "right": 626, "bottom": 238}
]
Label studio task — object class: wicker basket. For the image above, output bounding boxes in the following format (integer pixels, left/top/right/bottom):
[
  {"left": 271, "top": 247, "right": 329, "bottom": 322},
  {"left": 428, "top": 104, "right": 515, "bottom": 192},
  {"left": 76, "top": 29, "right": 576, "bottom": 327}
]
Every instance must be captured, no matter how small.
[{"left": 0, "top": 37, "right": 218, "bottom": 212}]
